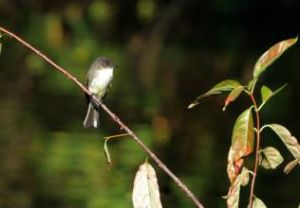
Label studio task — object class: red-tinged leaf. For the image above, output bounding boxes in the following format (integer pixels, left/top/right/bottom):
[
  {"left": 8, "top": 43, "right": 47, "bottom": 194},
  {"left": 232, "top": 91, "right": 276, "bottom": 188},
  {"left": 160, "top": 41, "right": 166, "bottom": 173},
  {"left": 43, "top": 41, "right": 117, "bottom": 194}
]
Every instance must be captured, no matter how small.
[
  {"left": 253, "top": 37, "right": 298, "bottom": 79},
  {"left": 188, "top": 79, "right": 241, "bottom": 109},
  {"left": 227, "top": 147, "right": 244, "bottom": 183},
  {"left": 227, "top": 108, "right": 254, "bottom": 182},
  {"left": 225, "top": 168, "right": 248, "bottom": 208},
  {"left": 267, "top": 124, "right": 300, "bottom": 161},
  {"left": 284, "top": 159, "right": 299, "bottom": 174},
  {"left": 132, "top": 162, "right": 162, "bottom": 208},
  {"left": 259, "top": 146, "right": 283, "bottom": 169},
  {"left": 232, "top": 108, "right": 254, "bottom": 159},
  {"left": 223, "top": 86, "right": 244, "bottom": 111}
]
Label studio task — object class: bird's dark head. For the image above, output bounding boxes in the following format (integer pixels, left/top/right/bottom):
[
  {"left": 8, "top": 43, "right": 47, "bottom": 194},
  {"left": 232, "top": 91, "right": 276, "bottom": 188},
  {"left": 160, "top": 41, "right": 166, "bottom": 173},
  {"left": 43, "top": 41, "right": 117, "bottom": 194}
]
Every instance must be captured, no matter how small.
[{"left": 94, "top": 57, "right": 116, "bottom": 69}]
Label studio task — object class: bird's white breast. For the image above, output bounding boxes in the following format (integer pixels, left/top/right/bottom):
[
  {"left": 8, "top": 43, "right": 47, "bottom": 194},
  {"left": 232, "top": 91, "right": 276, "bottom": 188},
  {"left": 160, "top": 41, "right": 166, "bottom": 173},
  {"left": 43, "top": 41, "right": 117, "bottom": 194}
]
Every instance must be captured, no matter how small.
[{"left": 88, "top": 67, "right": 113, "bottom": 97}]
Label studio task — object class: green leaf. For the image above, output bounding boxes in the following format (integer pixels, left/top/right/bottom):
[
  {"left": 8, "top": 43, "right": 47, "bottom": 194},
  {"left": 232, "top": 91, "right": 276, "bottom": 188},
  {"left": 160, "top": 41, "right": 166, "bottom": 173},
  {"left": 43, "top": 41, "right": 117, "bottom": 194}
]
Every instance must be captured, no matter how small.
[
  {"left": 251, "top": 196, "right": 267, "bottom": 208},
  {"left": 188, "top": 79, "right": 241, "bottom": 109},
  {"left": 223, "top": 86, "right": 244, "bottom": 111},
  {"left": 248, "top": 79, "right": 255, "bottom": 91},
  {"left": 253, "top": 37, "right": 298, "bottom": 79},
  {"left": 103, "top": 139, "right": 112, "bottom": 166},
  {"left": 259, "top": 146, "right": 284, "bottom": 169},
  {"left": 132, "top": 162, "right": 162, "bottom": 208},
  {"left": 261, "top": 86, "right": 272, "bottom": 103},
  {"left": 267, "top": 124, "right": 300, "bottom": 161},
  {"left": 227, "top": 108, "right": 254, "bottom": 182},
  {"left": 283, "top": 159, "right": 300, "bottom": 174},
  {"left": 258, "top": 84, "right": 287, "bottom": 111}
]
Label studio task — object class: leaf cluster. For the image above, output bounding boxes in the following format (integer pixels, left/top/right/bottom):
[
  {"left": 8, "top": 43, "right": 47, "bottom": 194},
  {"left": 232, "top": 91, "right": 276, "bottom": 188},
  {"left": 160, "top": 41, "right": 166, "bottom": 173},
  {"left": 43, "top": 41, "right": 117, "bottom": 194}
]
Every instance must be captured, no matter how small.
[{"left": 189, "top": 37, "right": 300, "bottom": 208}]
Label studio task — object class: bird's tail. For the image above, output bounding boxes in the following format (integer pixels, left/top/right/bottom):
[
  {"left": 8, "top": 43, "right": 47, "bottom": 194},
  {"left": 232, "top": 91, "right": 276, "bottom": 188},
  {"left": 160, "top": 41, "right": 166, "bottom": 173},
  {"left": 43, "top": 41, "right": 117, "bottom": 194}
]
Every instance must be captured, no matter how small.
[{"left": 83, "top": 103, "right": 99, "bottom": 128}]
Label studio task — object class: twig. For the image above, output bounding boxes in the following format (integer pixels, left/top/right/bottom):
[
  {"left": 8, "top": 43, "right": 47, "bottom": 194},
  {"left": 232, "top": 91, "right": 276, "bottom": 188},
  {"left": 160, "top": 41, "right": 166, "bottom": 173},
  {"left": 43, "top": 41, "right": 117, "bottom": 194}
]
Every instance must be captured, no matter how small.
[
  {"left": 248, "top": 93, "right": 261, "bottom": 208},
  {"left": 104, "top": 133, "right": 130, "bottom": 140},
  {"left": 103, "top": 133, "right": 130, "bottom": 168},
  {"left": 0, "top": 26, "right": 205, "bottom": 208}
]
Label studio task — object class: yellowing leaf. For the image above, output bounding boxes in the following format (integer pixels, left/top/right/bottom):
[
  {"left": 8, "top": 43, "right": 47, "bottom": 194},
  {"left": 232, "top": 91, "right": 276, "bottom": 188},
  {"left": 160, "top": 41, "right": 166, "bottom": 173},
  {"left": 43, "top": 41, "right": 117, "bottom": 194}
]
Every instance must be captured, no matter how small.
[
  {"left": 188, "top": 79, "right": 241, "bottom": 109},
  {"left": 225, "top": 168, "right": 248, "bottom": 208},
  {"left": 231, "top": 108, "right": 254, "bottom": 158},
  {"left": 284, "top": 159, "right": 299, "bottom": 174},
  {"left": 259, "top": 146, "right": 283, "bottom": 169},
  {"left": 227, "top": 108, "right": 254, "bottom": 182},
  {"left": 223, "top": 86, "right": 244, "bottom": 111},
  {"left": 267, "top": 124, "right": 300, "bottom": 161},
  {"left": 240, "top": 167, "right": 250, "bottom": 186},
  {"left": 132, "top": 162, "right": 162, "bottom": 208},
  {"left": 251, "top": 196, "right": 267, "bottom": 208},
  {"left": 253, "top": 37, "right": 298, "bottom": 79}
]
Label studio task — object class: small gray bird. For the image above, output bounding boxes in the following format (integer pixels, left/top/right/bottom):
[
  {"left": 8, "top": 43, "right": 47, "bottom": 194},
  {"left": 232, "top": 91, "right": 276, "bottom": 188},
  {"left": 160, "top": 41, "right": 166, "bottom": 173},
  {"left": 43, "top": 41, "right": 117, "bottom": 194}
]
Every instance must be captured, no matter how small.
[{"left": 83, "top": 57, "right": 115, "bottom": 128}]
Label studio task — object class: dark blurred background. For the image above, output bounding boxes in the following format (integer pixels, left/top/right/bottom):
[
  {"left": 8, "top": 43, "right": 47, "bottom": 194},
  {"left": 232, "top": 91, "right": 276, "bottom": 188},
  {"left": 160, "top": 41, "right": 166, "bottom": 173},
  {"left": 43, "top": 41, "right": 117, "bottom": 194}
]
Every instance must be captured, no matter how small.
[{"left": 0, "top": 0, "right": 299, "bottom": 207}]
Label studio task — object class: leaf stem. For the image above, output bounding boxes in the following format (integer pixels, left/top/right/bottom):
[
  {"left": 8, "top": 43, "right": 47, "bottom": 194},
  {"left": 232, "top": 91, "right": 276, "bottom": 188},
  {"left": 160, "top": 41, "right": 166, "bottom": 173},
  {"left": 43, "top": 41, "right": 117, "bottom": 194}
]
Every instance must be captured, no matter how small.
[
  {"left": 104, "top": 133, "right": 130, "bottom": 141},
  {"left": 248, "top": 93, "right": 261, "bottom": 208},
  {"left": 0, "top": 26, "right": 205, "bottom": 208}
]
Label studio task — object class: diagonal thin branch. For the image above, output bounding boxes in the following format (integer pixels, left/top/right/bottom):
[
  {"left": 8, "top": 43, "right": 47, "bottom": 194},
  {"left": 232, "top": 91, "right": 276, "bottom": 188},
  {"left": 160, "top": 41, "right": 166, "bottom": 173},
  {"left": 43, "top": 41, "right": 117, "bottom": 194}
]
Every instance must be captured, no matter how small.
[{"left": 0, "top": 26, "right": 205, "bottom": 208}]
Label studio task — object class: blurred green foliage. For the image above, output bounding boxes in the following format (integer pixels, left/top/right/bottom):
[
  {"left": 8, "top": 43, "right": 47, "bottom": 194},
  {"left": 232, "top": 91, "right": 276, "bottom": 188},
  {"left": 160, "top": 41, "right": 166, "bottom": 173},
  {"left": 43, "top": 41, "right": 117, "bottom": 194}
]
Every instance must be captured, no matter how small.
[{"left": 0, "top": 0, "right": 299, "bottom": 208}]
